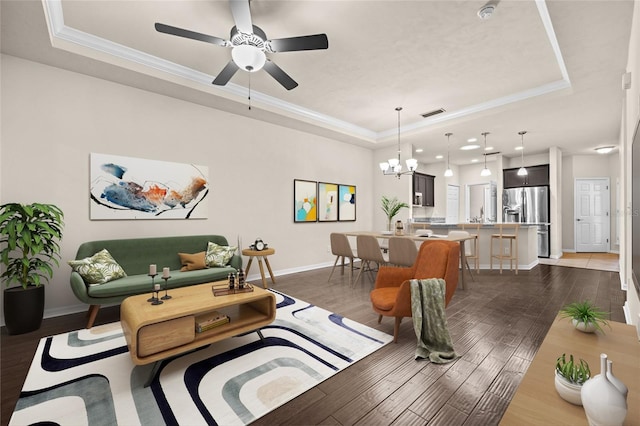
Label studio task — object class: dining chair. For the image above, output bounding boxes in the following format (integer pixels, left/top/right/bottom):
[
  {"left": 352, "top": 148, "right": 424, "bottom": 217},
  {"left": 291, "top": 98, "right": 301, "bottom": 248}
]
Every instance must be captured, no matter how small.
[
  {"left": 327, "top": 233, "right": 359, "bottom": 285},
  {"left": 369, "top": 239, "right": 459, "bottom": 342},
  {"left": 388, "top": 236, "right": 419, "bottom": 267},
  {"left": 448, "top": 230, "right": 475, "bottom": 281},
  {"left": 354, "top": 235, "right": 389, "bottom": 286},
  {"left": 490, "top": 223, "right": 520, "bottom": 274}
]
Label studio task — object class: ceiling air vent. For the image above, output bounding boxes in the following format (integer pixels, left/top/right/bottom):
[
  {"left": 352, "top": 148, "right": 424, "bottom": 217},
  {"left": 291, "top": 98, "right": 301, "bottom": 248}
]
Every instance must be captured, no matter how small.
[{"left": 421, "top": 108, "right": 446, "bottom": 119}]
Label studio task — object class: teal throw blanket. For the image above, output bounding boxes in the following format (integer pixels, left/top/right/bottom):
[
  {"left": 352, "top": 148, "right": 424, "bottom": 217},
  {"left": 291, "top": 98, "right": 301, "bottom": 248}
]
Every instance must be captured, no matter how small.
[{"left": 410, "top": 278, "right": 459, "bottom": 363}]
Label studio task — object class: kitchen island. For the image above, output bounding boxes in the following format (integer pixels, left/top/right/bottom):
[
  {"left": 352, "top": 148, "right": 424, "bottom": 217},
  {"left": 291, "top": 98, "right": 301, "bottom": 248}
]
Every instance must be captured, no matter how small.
[{"left": 409, "top": 222, "right": 540, "bottom": 271}]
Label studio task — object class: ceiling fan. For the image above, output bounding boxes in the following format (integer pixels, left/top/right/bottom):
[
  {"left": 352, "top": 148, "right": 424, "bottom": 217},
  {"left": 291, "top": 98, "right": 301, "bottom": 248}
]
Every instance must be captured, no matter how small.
[{"left": 155, "top": 0, "right": 328, "bottom": 90}]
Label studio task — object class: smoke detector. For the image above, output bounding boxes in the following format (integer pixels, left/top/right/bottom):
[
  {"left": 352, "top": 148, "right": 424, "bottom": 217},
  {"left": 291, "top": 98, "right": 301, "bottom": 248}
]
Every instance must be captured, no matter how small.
[{"left": 478, "top": 4, "right": 496, "bottom": 20}]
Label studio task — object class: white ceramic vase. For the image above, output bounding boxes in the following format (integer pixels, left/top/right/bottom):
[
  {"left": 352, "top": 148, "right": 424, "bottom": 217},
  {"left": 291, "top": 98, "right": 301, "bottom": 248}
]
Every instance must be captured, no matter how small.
[
  {"left": 606, "top": 359, "right": 628, "bottom": 400},
  {"left": 572, "top": 318, "right": 597, "bottom": 333},
  {"left": 554, "top": 371, "right": 583, "bottom": 405},
  {"left": 581, "top": 353, "right": 627, "bottom": 426}
]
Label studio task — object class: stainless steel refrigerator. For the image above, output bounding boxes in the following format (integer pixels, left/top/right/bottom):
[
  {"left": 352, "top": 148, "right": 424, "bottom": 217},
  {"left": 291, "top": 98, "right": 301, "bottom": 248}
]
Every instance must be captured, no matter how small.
[{"left": 502, "top": 186, "right": 550, "bottom": 257}]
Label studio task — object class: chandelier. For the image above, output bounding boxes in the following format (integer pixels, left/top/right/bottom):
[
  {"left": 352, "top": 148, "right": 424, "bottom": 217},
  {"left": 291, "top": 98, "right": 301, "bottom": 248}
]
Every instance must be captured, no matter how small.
[
  {"left": 379, "top": 107, "right": 418, "bottom": 178},
  {"left": 517, "top": 130, "right": 528, "bottom": 176}
]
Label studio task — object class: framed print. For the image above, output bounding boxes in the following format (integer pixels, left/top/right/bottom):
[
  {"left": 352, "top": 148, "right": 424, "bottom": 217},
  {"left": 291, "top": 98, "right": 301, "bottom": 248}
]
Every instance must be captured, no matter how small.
[
  {"left": 338, "top": 184, "right": 356, "bottom": 221},
  {"left": 294, "top": 179, "right": 317, "bottom": 222},
  {"left": 90, "top": 153, "right": 209, "bottom": 220},
  {"left": 318, "top": 182, "right": 339, "bottom": 222}
]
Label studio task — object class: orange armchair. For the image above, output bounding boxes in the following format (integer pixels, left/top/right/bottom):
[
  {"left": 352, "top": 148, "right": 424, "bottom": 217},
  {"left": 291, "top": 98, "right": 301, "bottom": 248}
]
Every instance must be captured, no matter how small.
[{"left": 370, "top": 239, "right": 460, "bottom": 342}]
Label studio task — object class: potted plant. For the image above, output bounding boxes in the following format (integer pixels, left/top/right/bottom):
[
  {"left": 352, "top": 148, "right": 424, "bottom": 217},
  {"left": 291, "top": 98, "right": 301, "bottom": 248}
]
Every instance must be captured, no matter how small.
[
  {"left": 559, "top": 300, "right": 610, "bottom": 334},
  {"left": 1, "top": 202, "right": 64, "bottom": 335},
  {"left": 555, "top": 353, "right": 590, "bottom": 405},
  {"left": 381, "top": 196, "right": 408, "bottom": 232}
]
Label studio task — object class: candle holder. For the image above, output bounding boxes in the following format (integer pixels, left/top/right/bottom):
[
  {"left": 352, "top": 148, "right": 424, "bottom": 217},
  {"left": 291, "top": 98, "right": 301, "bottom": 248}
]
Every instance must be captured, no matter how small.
[
  {"left": 161, "top": 276, "right": 172, "bottom": 300},
  {"left": 147, "top": 273, "right": 158, "bottom": 303},
  {"left": 151, "top": 288, "right": 163, "bottom": 305}
]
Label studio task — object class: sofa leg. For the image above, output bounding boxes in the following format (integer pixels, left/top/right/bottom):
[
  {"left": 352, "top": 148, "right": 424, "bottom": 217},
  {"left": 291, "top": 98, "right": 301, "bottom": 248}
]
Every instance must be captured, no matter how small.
[
  {"left": 86, "top": 305, "right": 100, "bottom": 329},
  {"left": 393, "top": 317, "right": 402, "bottom": 343}
]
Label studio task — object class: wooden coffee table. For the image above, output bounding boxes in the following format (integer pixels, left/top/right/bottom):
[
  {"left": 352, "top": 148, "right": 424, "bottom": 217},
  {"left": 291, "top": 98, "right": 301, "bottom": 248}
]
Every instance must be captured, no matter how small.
[{"left": 120, "top": 281, "right": 276, "bottom": 384}]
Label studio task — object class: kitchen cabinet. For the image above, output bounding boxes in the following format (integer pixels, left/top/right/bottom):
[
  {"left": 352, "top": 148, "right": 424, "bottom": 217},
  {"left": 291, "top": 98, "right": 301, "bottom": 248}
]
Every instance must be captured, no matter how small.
[
  {"left": 503, "top": 164, "right": 549, "bottom": 188},
  {"left": 413, "top": 172, "right": 435, "bottom": 206}
]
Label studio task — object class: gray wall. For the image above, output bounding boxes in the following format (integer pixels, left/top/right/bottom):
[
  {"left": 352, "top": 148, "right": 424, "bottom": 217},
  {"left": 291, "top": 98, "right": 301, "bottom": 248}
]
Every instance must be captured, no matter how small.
[{"left": 0, "top": 54, "right": 374, "bottom": 319}]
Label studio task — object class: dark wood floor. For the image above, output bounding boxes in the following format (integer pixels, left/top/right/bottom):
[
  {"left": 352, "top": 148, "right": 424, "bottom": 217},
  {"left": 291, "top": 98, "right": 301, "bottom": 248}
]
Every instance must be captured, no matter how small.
[{"left": 1, "top": 263, "right": 626, "bottom": 426}]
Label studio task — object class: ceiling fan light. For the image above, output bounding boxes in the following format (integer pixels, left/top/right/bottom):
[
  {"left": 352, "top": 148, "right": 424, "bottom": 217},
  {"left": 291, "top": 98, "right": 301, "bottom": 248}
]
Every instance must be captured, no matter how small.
[
  {"left": 517, "top": 167, "right": 528, "bottom": 176},
  {"left": 481, "top": 167, "right": 492, "bottom": 177},
  {"left": 231, "top": 45, "right": 266, "bottom": 72},
  {"left": 406, "top": 158, "right": 418, "bottom": 171}
]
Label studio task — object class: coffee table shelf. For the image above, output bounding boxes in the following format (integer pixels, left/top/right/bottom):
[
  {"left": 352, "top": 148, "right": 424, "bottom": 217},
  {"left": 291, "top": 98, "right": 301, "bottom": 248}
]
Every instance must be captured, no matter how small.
[{"left": 121, "top": 281, "right": 276, "bottom": 366}]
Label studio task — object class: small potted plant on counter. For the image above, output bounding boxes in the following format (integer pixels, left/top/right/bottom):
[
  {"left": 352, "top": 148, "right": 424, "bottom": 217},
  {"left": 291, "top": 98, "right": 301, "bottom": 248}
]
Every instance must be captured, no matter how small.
[
  {"left": 555, "top": 353, "right": 590, "bottom": 405},
  {"left": 559, "top": 300, "right": 610, "bottom": 334}
]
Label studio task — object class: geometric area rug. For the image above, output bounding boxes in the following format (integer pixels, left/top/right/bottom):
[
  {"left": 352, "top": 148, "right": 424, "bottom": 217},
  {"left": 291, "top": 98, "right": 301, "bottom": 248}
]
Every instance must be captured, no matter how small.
[{"left": 9, "top": 290, "right": 393, "bottom": 425}]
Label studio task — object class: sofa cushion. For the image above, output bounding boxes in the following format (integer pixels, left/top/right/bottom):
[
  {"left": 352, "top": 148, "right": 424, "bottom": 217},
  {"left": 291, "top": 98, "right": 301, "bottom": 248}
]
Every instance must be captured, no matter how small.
[
  {"left": 205, "top": 242, "right": 237, "bottom": 267},
  {"left": 68, "top": 249, "right": 127, "bottom": 285},
  {"left": 178, "top": 251, "right": 207, "bottom": 271},
  {"left": 87, "top": 267, "right": 235, "bottom": 298}
]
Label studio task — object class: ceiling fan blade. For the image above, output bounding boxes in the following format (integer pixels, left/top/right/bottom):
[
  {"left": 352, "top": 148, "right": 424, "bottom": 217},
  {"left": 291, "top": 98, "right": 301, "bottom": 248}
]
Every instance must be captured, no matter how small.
[
  {"left": 155, "top": 23, "right": 227, "bottom": 47},
  {"left": 229, "top": 0, "right": 253, "bottom": 34},
  {"left": 268, "top": 34, "right": 328, "bottom": 52},
  {"left": 263, "top": 60, "right": 298, "bottom": 90},
  {"left": 212, "top": 61, "right": 240, "bottom": 85}
]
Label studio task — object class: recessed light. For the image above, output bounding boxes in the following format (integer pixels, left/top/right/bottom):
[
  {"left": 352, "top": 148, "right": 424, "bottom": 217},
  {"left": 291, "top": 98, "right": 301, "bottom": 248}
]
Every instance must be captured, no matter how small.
[
  {"left": 467, "top": 138, "right": 478, "bottom": 143},
  {"left": 460, "top": 144, "right": 480, "bottom": 151},
  {"left": 478, "top": 4, "right": 496, "bottom": 20},
  {"left": 515, "top": 146, "right": 523, "bottom": 151},
  {"left": 435, "top": 154, "right": 444, "bottom": 159},
  {"left": 595, "top": 146, "right": 614, "bottom": 154},
  {"left": 416, "top": 148, "right": 424, "bottom": 153},
  {"left": 471, "top": 159, "right": 479, "bottom": 163},
  {"left": 485, "top": 146, "right": 493, "bottom": 151}
]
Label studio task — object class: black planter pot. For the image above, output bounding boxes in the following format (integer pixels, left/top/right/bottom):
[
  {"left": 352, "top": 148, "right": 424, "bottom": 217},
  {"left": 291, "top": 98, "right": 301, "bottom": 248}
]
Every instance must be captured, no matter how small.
[{"left": 3, "top": 285, "right": 45, "bottom": 335}]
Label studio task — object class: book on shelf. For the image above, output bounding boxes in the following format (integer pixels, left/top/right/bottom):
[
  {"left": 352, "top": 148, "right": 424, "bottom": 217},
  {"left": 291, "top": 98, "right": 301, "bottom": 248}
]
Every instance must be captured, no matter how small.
[{"left": 195, "top": 311, "right": 230, "bottom": 333}]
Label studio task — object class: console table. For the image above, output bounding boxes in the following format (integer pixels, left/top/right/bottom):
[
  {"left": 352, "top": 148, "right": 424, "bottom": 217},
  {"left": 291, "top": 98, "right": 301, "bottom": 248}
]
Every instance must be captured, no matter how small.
[
  {"left": 121, "top": 281, "right": 276, "bottom": 382},
  {"left": 501, "top": 315, "right": 640, "bottom": 425}
]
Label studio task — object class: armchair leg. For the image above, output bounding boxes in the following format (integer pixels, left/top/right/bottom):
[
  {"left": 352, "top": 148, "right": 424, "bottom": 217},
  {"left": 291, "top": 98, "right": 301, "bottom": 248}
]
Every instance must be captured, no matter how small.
[
  {"left": 393, "top": 317, "right": 402, "bottom": 343},
  {"left": 86, "top": 305, "right": 100, "bottom": 329}
]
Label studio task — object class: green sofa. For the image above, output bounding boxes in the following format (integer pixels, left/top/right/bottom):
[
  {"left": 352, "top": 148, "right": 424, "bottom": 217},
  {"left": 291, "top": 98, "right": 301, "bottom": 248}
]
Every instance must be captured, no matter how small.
[{"left": 70, "top": 234, "right": 241, "bottom": 328}]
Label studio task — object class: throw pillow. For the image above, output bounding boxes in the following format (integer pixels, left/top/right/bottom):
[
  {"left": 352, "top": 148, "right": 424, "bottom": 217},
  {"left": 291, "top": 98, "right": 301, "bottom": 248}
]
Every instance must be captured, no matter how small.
[
  {"left": 68, "top": 248, "right": 127, "bottom": 285},
  {"left": 205, "top": 242, "right": 237, "bottom": 267},
  {"left": 178, "top": 251, "right": 207, "bottom": 271}
]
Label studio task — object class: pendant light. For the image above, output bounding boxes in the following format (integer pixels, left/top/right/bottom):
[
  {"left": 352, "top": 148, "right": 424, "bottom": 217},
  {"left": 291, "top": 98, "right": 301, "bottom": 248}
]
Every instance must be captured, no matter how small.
[
  {"left": 517, "top": 130, "right": 528, "bottom": 176},
  {"left": 444, "top": 133, "right": 453, "bottom": 177},
  {"left": 379, "top": 107, "right": 418, "bottom": 178},
  {"left": 480, "top": 132, "right": 492, "bottom": 177}
]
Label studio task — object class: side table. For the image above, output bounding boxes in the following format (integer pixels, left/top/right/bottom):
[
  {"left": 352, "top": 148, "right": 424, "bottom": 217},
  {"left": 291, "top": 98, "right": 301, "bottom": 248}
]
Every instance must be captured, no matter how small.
[{"left": 242, "top": 247, "right": 276, "bottom": 288}]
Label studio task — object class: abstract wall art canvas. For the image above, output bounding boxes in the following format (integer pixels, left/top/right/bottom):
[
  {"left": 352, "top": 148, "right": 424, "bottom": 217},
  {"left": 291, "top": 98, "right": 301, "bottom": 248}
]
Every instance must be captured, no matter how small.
[
  {"left": 318, "top": 182, "right": 338, "bottom": 222},
  {"left": 338, "top": 184, "right": 356, "bottom": 221},
  {"left": 90, "top": 153, "right": 209, "bottom": 220},
  {"left": 294, "top": 179, "right": 317, "bottom": 223}
]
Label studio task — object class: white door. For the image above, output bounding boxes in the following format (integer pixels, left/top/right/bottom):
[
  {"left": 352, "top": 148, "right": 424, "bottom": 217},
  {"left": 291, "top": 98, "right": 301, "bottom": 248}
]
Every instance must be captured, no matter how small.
[
  {"left": 446, "top": 184, "right": 459, "bottom": 223},
  {"left": 575, "top": 178, "right": 610, "bottom": 252}
]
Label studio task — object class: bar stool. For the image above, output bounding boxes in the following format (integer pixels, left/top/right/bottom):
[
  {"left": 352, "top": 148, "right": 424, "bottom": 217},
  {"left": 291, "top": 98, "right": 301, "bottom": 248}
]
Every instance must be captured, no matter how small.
[
  {"left": 460, "top": 223, "right": 480, "bottom": 273},
  {"left": 490, "top": 223, "right": 520, "bottom": 274}
]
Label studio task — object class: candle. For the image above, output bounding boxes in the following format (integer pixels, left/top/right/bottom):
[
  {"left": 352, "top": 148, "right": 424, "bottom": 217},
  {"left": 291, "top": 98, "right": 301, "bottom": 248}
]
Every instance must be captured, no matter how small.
[
  {"left": 154, "top": 283, "right": 160, "bottom": 291},
  {"left": 162, "top": 267, "right": 170, "bottom": 278},
  {"left": 149, "top": 264, "right": 157, "bottom": 275}
]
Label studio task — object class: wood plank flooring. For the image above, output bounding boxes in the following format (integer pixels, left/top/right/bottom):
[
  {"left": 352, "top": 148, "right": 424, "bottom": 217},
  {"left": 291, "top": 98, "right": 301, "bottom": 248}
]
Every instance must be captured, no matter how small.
[{"left": 1, "top": 261, "right": 627, "bottom": 426}]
